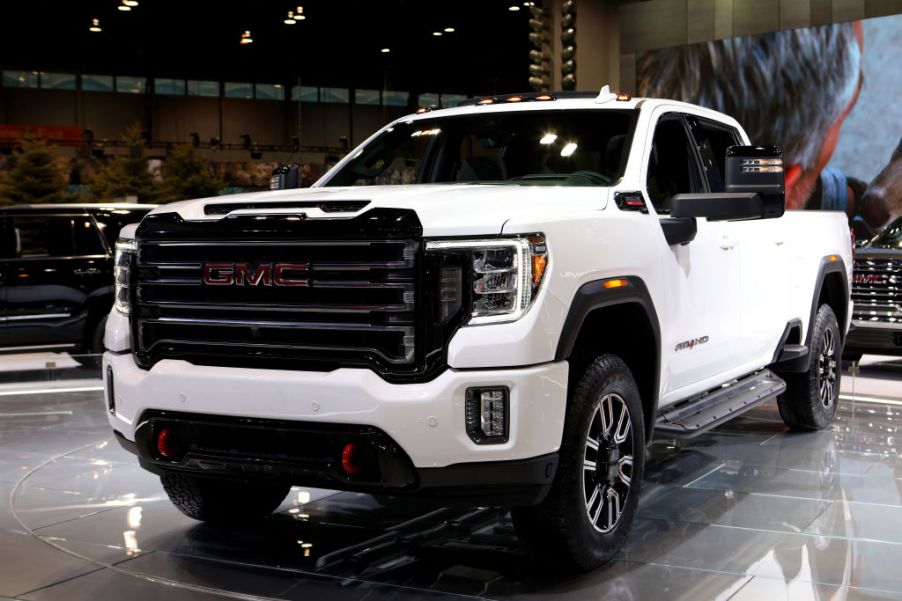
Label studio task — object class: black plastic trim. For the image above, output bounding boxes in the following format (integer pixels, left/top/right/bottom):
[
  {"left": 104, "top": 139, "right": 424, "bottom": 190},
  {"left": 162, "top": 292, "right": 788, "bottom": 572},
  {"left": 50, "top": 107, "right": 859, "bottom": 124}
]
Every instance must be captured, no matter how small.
[
  {"left": 123, "top": 411, "right": 557, "bottom": 507},
  {"left": 670, "top": 192, "right": 764, "bottom": 221},
  {"left": 659, "top": 216, "right": 697, "bottom": 245},
  {"left": 554, "top": 277, "right": 661, "bottom": 437},
  {"left": 806, "top": 256, "right": 850, "bottom": 346}
]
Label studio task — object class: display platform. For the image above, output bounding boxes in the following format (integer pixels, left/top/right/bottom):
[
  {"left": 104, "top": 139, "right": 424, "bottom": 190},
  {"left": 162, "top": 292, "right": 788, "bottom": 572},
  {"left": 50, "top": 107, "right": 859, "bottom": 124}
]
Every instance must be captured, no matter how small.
[{"left": 1, "top": 354, "right": 902, "bottom": 600}]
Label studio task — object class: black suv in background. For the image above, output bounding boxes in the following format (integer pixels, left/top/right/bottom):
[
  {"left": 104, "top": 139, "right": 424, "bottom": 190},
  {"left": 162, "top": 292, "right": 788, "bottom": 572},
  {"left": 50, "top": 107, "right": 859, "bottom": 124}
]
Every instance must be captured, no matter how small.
[
  {"left": 0, "top": 204, "right": 154, "bottom": 362},
  {"left": 845, "top": 216, "right": 902, "bottom": 361}
]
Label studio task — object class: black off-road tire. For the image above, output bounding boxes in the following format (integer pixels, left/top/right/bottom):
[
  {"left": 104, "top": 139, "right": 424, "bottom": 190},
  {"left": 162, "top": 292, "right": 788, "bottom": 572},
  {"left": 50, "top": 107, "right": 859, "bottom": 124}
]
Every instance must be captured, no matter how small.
[
  {"left": 161, "top": 472, "right": 290, "bottom": 523},
  {"left": 777, "top": 304, "right": 841, "bottom": 431},
  {"left": 73, "top": 315, "right": 106, "bottom": 368},
  {"left": 511, "top": 354, "right": 645, "bottom": 572}
]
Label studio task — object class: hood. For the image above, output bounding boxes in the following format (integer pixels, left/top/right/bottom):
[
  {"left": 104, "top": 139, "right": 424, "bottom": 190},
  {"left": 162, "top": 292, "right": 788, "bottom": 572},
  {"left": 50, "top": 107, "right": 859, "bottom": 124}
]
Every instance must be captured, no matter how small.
[{"left": 148, "top": 184, "right": 610, "bottom": 237}]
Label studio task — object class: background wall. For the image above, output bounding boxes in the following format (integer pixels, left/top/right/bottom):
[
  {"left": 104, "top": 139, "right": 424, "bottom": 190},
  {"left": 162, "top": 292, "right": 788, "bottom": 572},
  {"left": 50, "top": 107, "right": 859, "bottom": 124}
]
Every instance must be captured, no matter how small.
[{"left": 827, "top": 13, "right": 902, "bottom": 181}]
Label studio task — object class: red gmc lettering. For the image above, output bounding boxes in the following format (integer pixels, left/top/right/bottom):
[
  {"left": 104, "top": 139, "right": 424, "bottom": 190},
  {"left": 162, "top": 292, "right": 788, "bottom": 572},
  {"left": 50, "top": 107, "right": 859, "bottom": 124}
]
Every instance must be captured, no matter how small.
[
  {"left": 235, "top": 264, "right": 273, "bottom": 286},
  {"left": 203, "top": 263, "right": 234, "bottom": 285},
  {"left": 273, "top": 263, "right": 309, "bottom": 286}
]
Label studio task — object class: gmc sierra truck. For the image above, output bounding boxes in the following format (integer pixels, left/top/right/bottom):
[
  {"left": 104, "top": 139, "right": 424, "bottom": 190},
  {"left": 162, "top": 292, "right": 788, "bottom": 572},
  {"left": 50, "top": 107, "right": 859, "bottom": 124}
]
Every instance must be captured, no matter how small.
[{"left": 103, "top": 88, "right": 852, "bottom": 571}]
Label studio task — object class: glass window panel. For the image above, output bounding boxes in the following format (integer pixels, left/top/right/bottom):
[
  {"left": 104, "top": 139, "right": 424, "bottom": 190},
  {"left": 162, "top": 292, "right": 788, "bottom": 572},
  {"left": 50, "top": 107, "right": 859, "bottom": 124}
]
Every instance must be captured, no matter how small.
[
  {"left": 255, "top": 83, "right": 285, "bottom": 101},
  {"left": 82, "top": 74, "right": 114, "bottom": 92},
  {"left": 225, "top": 82, "right": 253, "bottom": 99},
  {"left": 355, "top": 89, "right": 381, "bottom": 105},
  {"left": 3, "top": 70, "right": 39, "bottom": 88},
  {"left": 40, "top": 72, "right": 76, "bottom": 90},
  {"left": 116, "top": 76, "right": 146, "bottom": 94},
  {"left": 154, "top": 78, "right": 186, "bottom": 95},
  {"left": 320, "top": 87, "right": 349, "bottom": 103},
  {"left": 418, "top": 93, "right": 439, "bottom": 108},
  {"left": 292, "top": 85, "right": 319, "bottom": 102},
  {"left": 187, "top": 80, "right": 220, "bottom": 97},
  {"left": 382, "top": 90, "right": 409, "bottom": 107},
  {"left": 441, "top": 94, "right": 467, "bottom": 107}
]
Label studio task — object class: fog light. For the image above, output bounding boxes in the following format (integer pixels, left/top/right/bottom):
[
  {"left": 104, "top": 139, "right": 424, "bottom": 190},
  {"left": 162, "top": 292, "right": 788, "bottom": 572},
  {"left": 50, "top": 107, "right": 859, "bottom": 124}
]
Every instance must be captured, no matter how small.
[{"left": 465, "top": 387, "right": 509, "bottom": 444}]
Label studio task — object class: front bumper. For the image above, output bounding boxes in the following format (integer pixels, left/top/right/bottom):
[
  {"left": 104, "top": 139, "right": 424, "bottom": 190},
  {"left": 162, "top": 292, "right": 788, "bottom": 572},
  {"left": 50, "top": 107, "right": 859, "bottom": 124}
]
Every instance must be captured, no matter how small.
[
  {"left": 844, "top": 321, "right": 902, "bottom": 356},
  {"left": 103, "top": 352, "right": 568, "bottom": 470}
]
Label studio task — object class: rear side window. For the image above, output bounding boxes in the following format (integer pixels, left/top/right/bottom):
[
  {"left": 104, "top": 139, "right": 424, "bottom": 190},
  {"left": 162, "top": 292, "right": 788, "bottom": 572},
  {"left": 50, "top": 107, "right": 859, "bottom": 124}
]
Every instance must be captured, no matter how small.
[
  {"left": 690, "top": 118, "right": 740, "bottom": 193},
  {"left": 3, "top": 215, "right": 105, "bottom": 258}
]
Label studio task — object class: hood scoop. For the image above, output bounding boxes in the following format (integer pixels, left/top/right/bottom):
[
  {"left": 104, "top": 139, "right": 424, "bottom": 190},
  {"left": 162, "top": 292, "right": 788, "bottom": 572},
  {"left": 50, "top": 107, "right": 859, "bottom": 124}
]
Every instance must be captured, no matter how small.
[{"left": 204, "top": 200, "right": 370, "bottom": 216}]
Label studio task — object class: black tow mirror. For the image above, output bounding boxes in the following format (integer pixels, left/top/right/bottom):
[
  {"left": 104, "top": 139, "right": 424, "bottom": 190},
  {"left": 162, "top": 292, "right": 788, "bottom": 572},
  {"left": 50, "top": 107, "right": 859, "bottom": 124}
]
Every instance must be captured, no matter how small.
[
  {"left": 725, "top": 145, "right": 785, "bottom": 218},
  {"left": 270, "top": 164, "right": 301, "bottom": 190}
]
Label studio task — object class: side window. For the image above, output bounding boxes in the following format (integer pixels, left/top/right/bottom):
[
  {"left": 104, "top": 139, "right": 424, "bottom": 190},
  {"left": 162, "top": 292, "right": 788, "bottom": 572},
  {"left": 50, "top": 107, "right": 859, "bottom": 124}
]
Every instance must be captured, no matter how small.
[
  {"left": 8, "top": 215, "right": 104, "bottom": 258},
  {"left": 692, "top": 119, "right": 740, "bottom": 193},
  {"left": 645, "top": 117, "right": 703, "bottom": 213},
  {"left": 72, "top": 216, "right": 107, "bottom": 255}
]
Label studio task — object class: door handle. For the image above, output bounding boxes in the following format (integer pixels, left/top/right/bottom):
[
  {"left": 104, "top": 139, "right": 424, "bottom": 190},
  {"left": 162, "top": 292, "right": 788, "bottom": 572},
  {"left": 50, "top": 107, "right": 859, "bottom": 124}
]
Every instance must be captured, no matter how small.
[{"left": 719, "top": 237, "right": 737, "bottom": 251}]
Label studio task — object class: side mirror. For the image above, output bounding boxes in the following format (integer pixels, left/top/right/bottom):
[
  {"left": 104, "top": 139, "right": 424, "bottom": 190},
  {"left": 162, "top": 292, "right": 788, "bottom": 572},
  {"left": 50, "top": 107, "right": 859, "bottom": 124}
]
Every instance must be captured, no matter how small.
[{"left": 725, "top": 145, "right": 785, "bottom": 218}]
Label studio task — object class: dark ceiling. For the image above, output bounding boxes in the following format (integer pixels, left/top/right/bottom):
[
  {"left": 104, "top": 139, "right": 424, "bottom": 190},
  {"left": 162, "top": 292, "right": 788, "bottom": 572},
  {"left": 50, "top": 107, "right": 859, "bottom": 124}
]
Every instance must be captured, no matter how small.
[{"left": 1, "top": 0, "right": 533, "bottom": 95}]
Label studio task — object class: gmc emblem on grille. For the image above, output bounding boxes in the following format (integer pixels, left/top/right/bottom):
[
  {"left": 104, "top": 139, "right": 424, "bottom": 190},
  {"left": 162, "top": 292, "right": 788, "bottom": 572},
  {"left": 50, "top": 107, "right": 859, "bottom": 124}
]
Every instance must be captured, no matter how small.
[
  {"left": 203, "top": 263, "right": 309, "bottom": 286},
  {"left": 854, "top": 273, "right": 885, "bottom": 285}
]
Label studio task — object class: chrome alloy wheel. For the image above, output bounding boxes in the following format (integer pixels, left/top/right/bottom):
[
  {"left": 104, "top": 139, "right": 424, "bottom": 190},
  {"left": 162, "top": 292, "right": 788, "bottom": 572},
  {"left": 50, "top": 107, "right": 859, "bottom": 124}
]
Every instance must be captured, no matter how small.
[
  {"left": 583, "top": 392, "right": 634, "bottom": 533},
  {"left": 818, "top": 327, "right": 838, "bottom": 409}
]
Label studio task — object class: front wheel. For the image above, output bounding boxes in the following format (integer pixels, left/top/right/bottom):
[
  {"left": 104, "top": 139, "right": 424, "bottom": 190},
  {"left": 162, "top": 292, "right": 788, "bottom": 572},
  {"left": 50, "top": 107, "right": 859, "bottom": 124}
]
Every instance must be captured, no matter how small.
[
  {"left": 161, "top": 472, "right": 290, "bottom": 523},
  {"left": 512, "top": 354, "right": 645, "bottom": 572},
  {"left": 777, "top": 304, "right": 841, "bottom": 430}
]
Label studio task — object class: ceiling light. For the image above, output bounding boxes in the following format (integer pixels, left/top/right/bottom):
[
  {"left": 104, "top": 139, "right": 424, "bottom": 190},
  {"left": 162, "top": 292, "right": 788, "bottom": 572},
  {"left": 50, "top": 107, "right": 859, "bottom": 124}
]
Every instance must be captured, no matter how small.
[
  {"left": 540, "top": 133, "right": 558, "bottom": 145},
  {"left": 296, "top": 5, "right": 305, "bottom": 19},
  {"left": 118, "top": 4, "right": 131, "bottom": 11},
  {"left": 433, "top": 31, "right": 442, "bottom": 36},
  {"left": 444, "top": 27, "right": 455, "bottom": 33},
  {"left": 89, "top": 18, "right": 102, "bottom": 32},
  {"left": 561, "top": 142, "right": 578, "bottom": 157},
  {"left": 381, "top": 47, "right": 391, "bottom": 53},
  {"left": 124, "top": 0, "right": 139, "bottom": 5},
  {"left": 240, "top": 30, "right": 253, "bottom": 45},
  {"left": 508, "top": 5, "right": 521, "bottom": 11},
  {"left": 284, "top": 11, "right": 296, "bottom": 24}
]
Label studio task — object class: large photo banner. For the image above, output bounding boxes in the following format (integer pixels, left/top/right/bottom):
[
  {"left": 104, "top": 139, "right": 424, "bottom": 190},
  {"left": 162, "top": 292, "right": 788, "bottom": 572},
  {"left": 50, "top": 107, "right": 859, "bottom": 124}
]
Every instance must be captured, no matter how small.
[{"left": 636, "top": 13, "right": 902, "bottom": 238}]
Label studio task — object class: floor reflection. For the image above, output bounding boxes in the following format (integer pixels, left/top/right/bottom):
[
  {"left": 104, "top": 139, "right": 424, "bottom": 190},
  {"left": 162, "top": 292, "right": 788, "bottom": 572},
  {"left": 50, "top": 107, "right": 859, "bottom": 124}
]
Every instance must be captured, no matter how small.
[{"left": 2, "top": 361, "right": 902, "bottom": 599}]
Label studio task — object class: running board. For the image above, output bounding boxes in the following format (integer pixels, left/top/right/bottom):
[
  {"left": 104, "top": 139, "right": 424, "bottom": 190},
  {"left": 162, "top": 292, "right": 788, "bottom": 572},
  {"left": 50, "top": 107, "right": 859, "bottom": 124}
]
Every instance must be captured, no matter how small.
[{"left": 654, "top": 370, "right": 786, "bottom": 438}]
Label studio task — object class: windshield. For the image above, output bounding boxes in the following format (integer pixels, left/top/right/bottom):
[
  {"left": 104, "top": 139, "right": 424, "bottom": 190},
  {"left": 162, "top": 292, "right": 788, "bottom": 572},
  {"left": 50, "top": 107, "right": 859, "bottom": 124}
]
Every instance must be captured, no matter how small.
[
  {"left": 322, "top": 109, "right": 637, "bottom": 188},
  {"left": 870, "top": 217, "right": 902, "bottom": 249}
]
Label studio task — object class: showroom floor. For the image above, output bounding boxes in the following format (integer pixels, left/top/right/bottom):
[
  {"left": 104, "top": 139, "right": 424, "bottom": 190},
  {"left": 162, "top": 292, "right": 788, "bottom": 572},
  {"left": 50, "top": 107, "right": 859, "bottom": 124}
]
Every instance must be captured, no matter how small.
[{"left": 1, "top": 356, "right": 901, "bottom": 600}]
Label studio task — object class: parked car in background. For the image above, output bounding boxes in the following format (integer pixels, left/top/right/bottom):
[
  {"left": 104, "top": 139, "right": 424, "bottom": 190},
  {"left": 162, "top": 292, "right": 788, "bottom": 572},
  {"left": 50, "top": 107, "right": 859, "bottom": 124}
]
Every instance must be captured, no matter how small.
[
  {"left": 845, "top": 216, "right": 902, "bottom": 361},
  {"left": 0, "top": 204, "right": 154, "bottom": 363}
]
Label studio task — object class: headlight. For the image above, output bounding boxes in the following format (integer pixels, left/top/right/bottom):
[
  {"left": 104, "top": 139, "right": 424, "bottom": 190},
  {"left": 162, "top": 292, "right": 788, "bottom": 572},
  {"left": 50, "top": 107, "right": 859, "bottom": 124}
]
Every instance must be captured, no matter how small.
[
  {"left": 426, "top": 234, "right": 548, "bottom": 325},
  {"left": 114, "top": 239, "right": 137, "bottom": 315}
]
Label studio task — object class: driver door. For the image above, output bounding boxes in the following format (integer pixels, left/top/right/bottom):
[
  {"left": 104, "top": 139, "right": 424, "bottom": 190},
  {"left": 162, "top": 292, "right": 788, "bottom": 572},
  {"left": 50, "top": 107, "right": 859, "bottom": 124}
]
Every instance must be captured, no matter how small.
[{"left": 644, "top": 113, "right": 742, "bottom": 400}]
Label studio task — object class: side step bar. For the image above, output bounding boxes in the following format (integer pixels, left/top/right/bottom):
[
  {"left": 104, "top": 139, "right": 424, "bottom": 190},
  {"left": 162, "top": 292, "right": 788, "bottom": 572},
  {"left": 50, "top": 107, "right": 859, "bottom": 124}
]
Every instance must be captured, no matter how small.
[{"left": 655, "top": 369, "right": 786, "bottom": 438}]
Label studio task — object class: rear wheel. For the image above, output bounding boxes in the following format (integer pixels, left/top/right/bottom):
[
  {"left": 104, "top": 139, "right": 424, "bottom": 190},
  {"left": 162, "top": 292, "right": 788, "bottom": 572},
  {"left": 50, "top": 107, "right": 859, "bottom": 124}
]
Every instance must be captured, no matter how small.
[
  {"left": 161, "top": 472, "right": 290, "bottom": 523},
  {"left": 777, "top": 304, "right": 841, "bottom": 430},
  {"left": 512, "top": 354, "right": 645, "bottom": 572}
]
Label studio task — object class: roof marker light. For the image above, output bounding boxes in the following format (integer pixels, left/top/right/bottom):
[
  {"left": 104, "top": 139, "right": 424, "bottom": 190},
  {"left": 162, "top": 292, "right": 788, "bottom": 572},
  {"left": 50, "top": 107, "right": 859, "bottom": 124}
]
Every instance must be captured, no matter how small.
[
  {"left": 507, "top": 95, "right": 523, "bottom": 102},
  {"left": 477, "top": 97, "right": 495, "bottom": 105},
  {"left": 535, "top": 94, "right": 554, "bottom": 101}
]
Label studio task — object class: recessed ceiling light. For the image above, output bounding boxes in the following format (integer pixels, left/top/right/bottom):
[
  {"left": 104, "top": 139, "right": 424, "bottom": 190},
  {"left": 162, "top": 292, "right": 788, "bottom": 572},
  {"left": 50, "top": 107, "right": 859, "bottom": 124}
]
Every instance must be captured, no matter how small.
[
  {"left": 444, "top": 27, "right": 455, "bottom": 33},
  {"left": 118, "top": 4, "right": 131, "bottom": 11},
  {"left": 284, "top": 11, "right": 296, "bottom": 24},
  {"left": 433, "top": 31, "right": 442, "bottom": 36},
  {"left": 508, "top": 5, "right": 520, "bottom": 11},
  {"left": 89, "top": 18, "right": 102, "bottom": 32},
  {"left": 240, "top": 30, "right": 253, "bottom": 45},
  {"left": 381, "top": 48, "right": 391, "bottom": 53},
  {"left": 124, "top": 0, "right": 139, "bottom": 5}
]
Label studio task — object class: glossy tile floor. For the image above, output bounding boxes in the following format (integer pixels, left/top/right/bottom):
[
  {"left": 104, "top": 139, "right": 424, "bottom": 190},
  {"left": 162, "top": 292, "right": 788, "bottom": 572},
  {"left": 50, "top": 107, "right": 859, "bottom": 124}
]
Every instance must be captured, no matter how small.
[{"left": 1, "top": 355, "right": 901, "bottom": 600}]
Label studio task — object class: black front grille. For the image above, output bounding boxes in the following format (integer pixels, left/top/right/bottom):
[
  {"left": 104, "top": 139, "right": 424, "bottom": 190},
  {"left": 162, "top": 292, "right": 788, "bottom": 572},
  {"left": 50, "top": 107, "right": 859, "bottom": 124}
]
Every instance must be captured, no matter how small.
[
  {"left": 851, "top": 256, "right": 902, "bottom": 325},
  {"left": 131, "top": 209, "right": 462, "bottom": 380}
]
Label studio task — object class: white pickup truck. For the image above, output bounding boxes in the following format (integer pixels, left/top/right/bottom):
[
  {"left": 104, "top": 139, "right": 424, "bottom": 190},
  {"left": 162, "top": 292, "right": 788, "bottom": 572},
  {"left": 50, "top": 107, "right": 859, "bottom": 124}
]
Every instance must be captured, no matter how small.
[{"left": 104, "top": 87, "right": 852, "bottom": 570}]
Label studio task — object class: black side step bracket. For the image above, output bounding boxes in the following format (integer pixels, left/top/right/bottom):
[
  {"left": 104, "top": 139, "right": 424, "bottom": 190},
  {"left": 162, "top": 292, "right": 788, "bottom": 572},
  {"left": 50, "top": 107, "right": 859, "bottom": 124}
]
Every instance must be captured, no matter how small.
[{"left": 654, "top": 369, "right": 786, "bottom": 438}]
